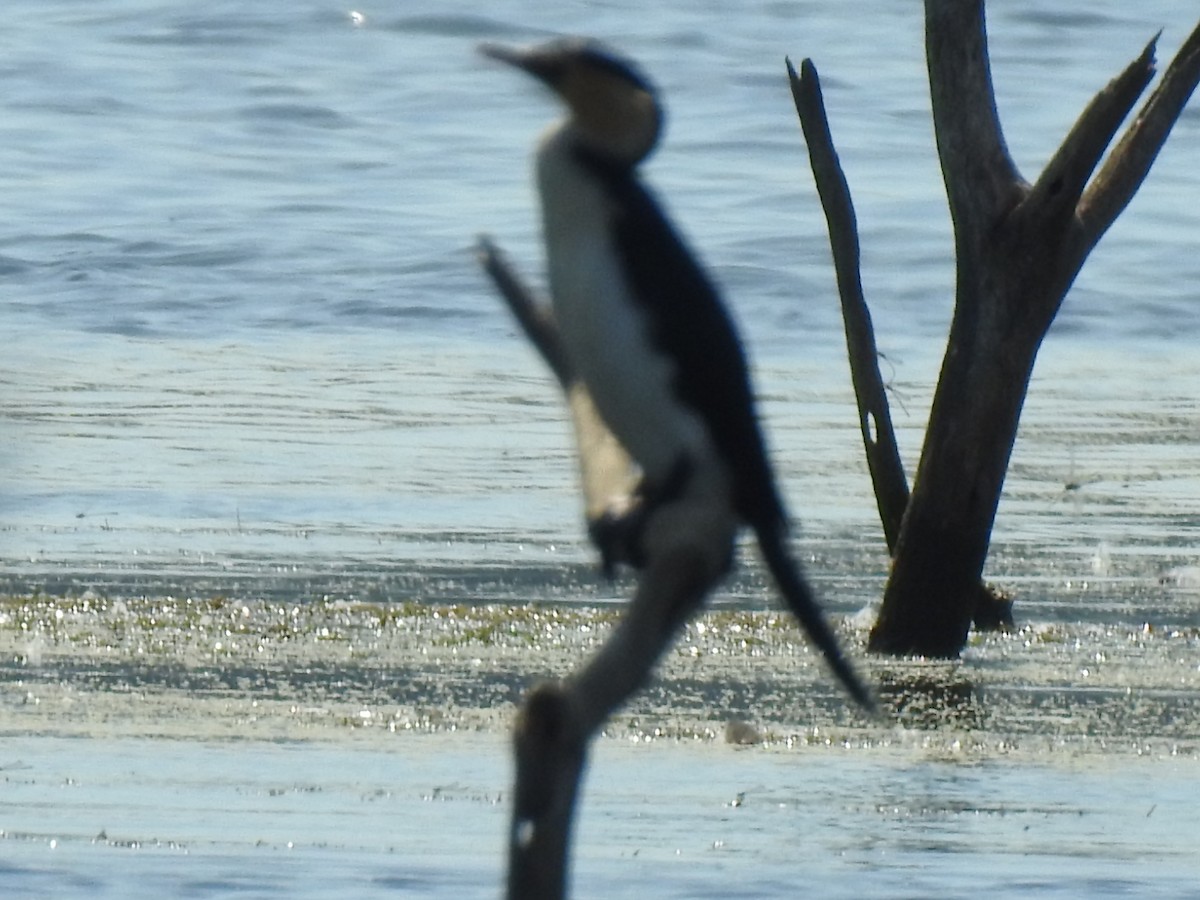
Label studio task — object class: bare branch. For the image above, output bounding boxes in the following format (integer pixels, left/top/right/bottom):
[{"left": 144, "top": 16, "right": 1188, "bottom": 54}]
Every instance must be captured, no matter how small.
[
  {"left": 507, "top": 505, "right": 735, "bottom": 900},
  {"left": 1024, "top": 36, "right": 1157, "bottom": 225},
  {"left": 568, "top": 504, "right": 733, "bottom": 731},
  {"left": 477, "top": 234, "right": 640, "bottom": 555},
  {"left": 477, "top": 235, "right": 573, "bottom": 387},
  {"left": 1075, "top": 19, "right": 1200, "bottom": 253},
  {"left": 786, "top": 57, "right": 910, "bottom": 552},
  {"left": 872, "top": 6, "right": 1197, "bottom": 656},
  {"left": 507, "top": 683, "right": 583, "bottom": 900}
]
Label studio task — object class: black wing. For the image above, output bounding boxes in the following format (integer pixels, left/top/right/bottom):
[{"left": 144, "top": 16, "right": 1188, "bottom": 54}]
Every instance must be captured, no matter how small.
[
  {"left": 587, "top": 159, "right": 785, "bottom": 533},
  {"left": 580, "top": 159, "right": 873, "bottom": 709}
]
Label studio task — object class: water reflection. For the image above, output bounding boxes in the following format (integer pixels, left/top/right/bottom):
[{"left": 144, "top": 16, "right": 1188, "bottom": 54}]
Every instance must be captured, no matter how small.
[{"left": 875, "top": 664, "right": 982, "bottom": 731}]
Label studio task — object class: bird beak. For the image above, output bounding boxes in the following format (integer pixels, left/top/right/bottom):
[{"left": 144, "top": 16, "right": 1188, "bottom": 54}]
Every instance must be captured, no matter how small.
[{"left": 479, "top": 42, "right": 565, "bottom": 88}]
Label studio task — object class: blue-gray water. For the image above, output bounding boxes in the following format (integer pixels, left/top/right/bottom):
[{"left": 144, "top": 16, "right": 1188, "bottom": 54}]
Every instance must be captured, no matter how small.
[
  {"left": 2, "top": 2, "right": 1199, "bottom": 897},
  {"left": 3, "top": 0, "right": 1197, "bottom": 600}
]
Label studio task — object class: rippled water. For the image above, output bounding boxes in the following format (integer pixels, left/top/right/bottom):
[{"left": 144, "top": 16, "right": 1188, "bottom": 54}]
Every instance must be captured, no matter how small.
[
  {"left": 2, "top": 733, "right": 1197, "bottom": 899},
  {"left": 2, "top": 0, "right": 1197, "bottom": 595},
  {"left": 2, "top": 595, "right": 1199, "bottom": 897},
  {"left": 1, "top": 1, "right": 1199, "bottom": 897}
]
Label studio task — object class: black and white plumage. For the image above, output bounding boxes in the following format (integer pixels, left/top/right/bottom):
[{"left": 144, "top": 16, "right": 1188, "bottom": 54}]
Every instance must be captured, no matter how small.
[{"left": 483, "top": 38, "right": 871, "bottom": 709}]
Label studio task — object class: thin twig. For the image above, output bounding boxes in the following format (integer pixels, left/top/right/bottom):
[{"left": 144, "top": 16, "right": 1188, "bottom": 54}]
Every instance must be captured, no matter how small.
[
  {"left": 477, "top": 235, "right": 573, "bottom": 387},
  {"left": 477, "top": 234, "right": 639, "bottom": 537}
]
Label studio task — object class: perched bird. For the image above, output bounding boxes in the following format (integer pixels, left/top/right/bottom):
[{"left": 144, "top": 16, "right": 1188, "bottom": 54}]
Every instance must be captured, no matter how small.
[{"left": 482, "top": 37, "right": 871, "bottom": 710}]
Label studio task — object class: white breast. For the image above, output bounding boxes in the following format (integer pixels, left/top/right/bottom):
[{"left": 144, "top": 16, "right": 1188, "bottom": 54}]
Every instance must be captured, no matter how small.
[{"left": 535, "top": 125, "right": 713, "bottom": 488}]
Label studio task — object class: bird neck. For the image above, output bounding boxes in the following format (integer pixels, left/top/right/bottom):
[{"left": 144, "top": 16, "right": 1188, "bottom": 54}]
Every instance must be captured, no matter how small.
[
  {"left": 571, "top": 139, "right": 638, "bottom": 186},
  {"left": 541, "top": 117, "right": 649, "bottom": 179}
]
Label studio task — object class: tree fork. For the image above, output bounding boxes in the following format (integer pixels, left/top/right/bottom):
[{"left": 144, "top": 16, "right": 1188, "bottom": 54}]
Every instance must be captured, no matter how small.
[
  {"left": 787, "top": 53, "right": 1015, "bottom": 635},
  {"left": 870, "top": 1, "right": 1200, "bottom": 657}
]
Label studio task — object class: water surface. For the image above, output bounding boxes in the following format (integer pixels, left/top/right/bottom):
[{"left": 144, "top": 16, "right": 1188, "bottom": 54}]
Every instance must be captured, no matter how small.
[{"left": 1, "top": 1, "right": 1199, "bottom": 897}]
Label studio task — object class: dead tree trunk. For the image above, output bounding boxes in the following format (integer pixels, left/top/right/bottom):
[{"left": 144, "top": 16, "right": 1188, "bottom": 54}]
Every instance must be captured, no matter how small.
[
  {"left": 479, "top": 239, "right": 739, "bottom": 900},
  {"left": 795, "top": 0, "right": 1200, "bottom": 657},
  {"left": 505, "top": 522, "right": 730, "bottom": 899},
  {"left": 788, "top": 57, "right": 1016, "bottom": 637}
]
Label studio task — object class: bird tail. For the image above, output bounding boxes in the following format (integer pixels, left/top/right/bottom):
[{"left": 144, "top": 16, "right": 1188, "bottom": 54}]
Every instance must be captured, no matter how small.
[{"left": 755, "top": 523, "right": 874, "bottom": 712}]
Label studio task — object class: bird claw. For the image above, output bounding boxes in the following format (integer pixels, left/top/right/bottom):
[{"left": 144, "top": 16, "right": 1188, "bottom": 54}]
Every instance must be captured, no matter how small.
[
  {"left": 587, "top": 457, "right": 697, "bottom": 578},
  {"left": 588, "top": 503, "right": 648, "bottom": 578}
]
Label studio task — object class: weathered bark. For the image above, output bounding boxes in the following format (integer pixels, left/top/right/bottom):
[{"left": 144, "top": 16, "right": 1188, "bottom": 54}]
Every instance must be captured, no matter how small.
[
  {"left": 480, "top": 238, "right": 742, "bottom": 899},
  {"left": 477, "top": 238, "right": 640, "bottom": 545},
  {"left": 787, "top": 56, "right": 1015, "bottom": 634},
  {"left": 786, "top": 3, "right": 1197, "bottom": 657},
  {"left": 785, "top": 57, "right": 910, "bottom": 553},
  {"left": 868, "top": 3, "right": 1200, "bottom": 657},
  {"left": 506, "top": 511, "right": 731, "bottom": 899}
]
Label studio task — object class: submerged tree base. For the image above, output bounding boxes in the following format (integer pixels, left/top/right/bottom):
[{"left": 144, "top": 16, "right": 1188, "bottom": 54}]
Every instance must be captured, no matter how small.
[{"left": 792, "top": 3, "right": 1200, "bottom": 658}]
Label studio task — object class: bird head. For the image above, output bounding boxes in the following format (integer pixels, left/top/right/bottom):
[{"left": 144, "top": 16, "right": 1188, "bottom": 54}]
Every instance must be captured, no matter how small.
[{"left": 481, "top": 37, "right": 663, "bottom": 167}]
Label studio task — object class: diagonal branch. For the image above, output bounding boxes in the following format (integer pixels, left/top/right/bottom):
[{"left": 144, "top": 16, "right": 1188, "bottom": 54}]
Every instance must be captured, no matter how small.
[
  {"left": 477, "top": 235, "right": 640, "bottom": 557},
  {"left": 1074, "top": 18, "right": 1200, "bottom": 255},
  {"left": 1024, "top": 36, "right": 1158, "bottom": 227},
  {"left": 477, "top": 235, "right": 573, "bottom": 387},
  {"left": 506, "top": 505, "right": 734, "bottom": 900},
  {"left": 787, "top": 53, "right": 1013, "bottom": 633},
  {"left": 786, "top": 57, "right": 909, "bottom": 553}
]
